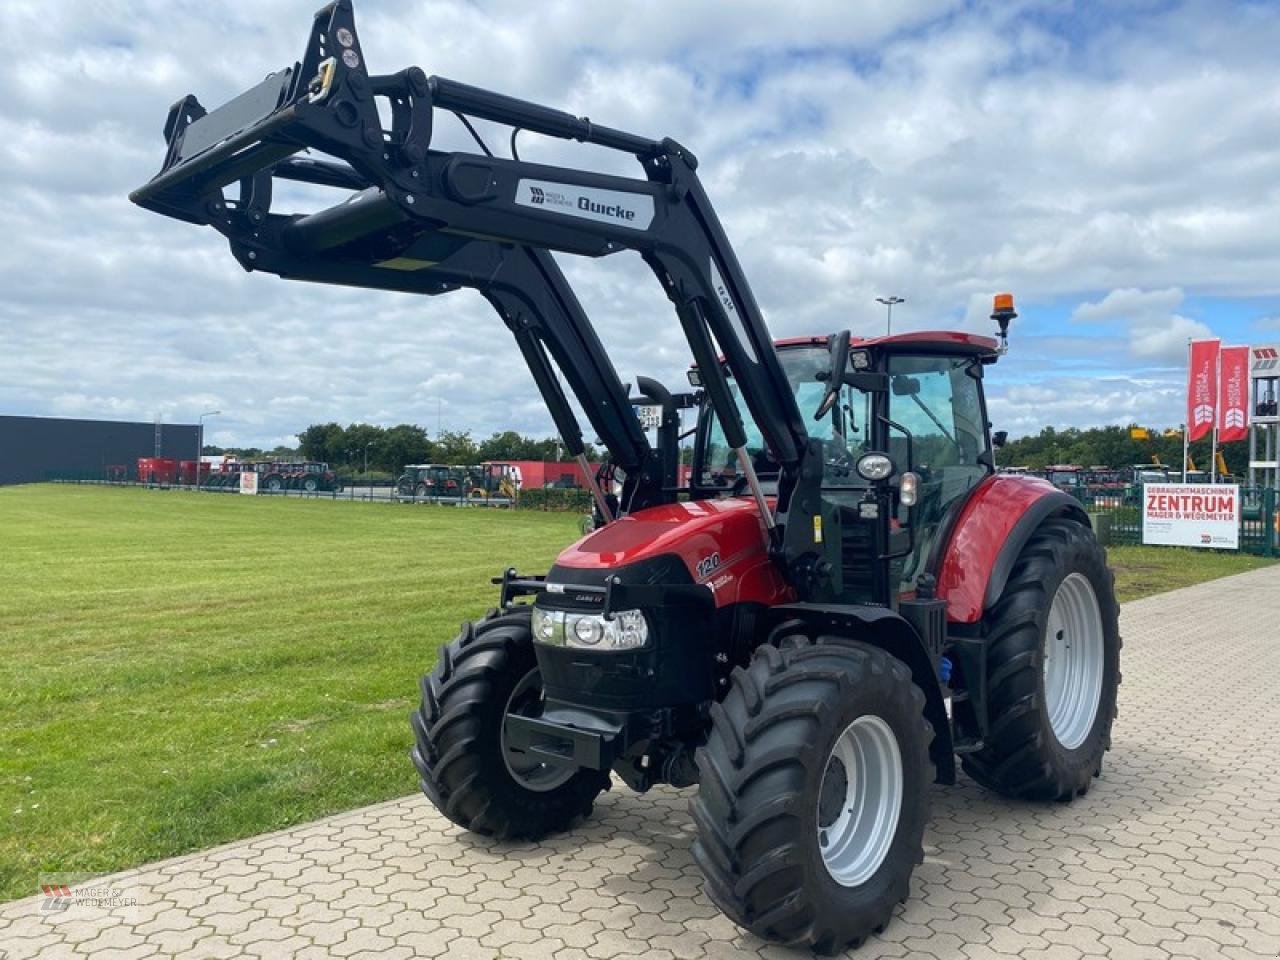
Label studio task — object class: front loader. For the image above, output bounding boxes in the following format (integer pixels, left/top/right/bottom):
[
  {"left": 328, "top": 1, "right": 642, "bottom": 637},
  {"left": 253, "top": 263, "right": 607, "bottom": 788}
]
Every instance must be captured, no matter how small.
[{"left": 131, "top": 3, "right": 1121, "bottom": 951}]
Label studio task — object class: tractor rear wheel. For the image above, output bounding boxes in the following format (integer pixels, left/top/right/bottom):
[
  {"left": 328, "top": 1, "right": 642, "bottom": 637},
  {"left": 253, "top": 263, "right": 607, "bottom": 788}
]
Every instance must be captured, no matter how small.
[
  {"left": 410, "top": 611, "right": 608, "bottom": 840},
  {"left": 962, "top": 518, "right": 1120, "bottom": 801},
  {"left": 692, "top": 637, "right": 932, "bottom": 954}
]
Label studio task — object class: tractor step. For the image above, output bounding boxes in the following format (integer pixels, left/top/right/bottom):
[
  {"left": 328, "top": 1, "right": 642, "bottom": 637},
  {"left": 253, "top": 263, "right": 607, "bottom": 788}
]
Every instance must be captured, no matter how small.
[{"left": 952, "top": 738, "right": 985, "bottom": 755}]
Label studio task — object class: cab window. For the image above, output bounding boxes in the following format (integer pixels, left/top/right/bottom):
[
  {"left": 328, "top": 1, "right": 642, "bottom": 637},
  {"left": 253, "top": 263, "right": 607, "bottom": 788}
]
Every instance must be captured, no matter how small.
[
  {"left": 699, "top": 346, "right": 873, "bottom": 489},
  {"left": 888, "top": 354, "right": 989, "bottom": 587}
]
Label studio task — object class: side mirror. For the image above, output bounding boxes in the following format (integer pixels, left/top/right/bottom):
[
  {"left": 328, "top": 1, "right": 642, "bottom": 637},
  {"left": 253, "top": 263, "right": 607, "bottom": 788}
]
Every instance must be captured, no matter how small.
[
  {"left": 992, "top": 430, "right": 1008, "bottom": 448},
  {"left": 891, "top": 375, "right": 921, "bottom": 397},
  {"left": 814, "top": 329, "right": 851, "bottom": 420}
]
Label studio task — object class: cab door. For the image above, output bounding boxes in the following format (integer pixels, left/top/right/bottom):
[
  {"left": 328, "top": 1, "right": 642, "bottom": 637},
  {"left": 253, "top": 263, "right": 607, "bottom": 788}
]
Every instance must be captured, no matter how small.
[{"left": 885, "top": 354, "right": 991, "bottom": 593}]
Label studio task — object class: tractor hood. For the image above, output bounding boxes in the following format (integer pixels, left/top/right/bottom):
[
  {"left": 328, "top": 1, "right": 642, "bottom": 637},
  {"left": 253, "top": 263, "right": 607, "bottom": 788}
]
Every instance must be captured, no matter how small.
[
  {"left": 553, "top": 498, "right": 791, "bottom": 608},
  {"left": 557, "top": 499, "right": 764, "bottom": 574}
]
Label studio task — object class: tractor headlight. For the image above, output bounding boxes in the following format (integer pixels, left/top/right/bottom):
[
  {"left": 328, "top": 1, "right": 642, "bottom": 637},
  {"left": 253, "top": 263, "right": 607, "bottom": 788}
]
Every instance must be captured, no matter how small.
[
  {"left": 572, "top": 616, "right": 604, "bottom": 646},
  {"left": 856, "top": 452, "right": 895, "bottom": 481},
  {"left": 531, "top": 607, "right": 650, "bottom": 650},
  {"left": 532, "top": 606, "right": 558, "bottom": 642}
]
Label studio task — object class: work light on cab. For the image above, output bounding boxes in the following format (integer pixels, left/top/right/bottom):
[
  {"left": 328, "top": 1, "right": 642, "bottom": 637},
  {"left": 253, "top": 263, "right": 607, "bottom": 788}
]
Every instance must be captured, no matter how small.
[{"left": 856, "top": 452, "right": 895, "bottom": 481}]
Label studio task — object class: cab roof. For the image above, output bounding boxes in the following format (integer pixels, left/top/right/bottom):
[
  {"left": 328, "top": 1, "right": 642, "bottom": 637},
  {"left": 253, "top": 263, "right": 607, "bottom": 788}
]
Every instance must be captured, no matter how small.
[{"left": 772, "top": 331, "right": 999, "bottom": 354}]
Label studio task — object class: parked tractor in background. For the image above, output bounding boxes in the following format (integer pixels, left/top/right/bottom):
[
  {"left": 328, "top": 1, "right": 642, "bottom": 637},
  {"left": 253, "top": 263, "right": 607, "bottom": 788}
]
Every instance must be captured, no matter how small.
[
  {"left": 1041, "top": 464, "right": 1087, "bottom": 496},
  {"left": 397, "top": 463, "right": 463, "bottom": 499},
  {"left": 1084, "top": 467, "right": 1126, "bottom": 508},
  {"left": 261, "top": 460, "right": 342, "bottom": 493},
  {"left": 133, "top": 6, "right": 1122, "bottom": 949}
]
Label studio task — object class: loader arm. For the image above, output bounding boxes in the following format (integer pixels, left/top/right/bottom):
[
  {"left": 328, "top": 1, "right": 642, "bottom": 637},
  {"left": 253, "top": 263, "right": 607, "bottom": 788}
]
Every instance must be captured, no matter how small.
[
  {"left": 130, "top": 0, "right": 826, "bottom": 593},
  {"left": 232, "top": 218, "right": 662, "bottom": 513}
]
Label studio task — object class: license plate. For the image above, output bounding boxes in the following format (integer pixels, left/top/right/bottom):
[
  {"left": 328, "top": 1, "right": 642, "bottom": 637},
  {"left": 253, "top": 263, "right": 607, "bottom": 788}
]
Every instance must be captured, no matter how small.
[{"left": 634, "top": 405, "right": 663, "bottom": 430}]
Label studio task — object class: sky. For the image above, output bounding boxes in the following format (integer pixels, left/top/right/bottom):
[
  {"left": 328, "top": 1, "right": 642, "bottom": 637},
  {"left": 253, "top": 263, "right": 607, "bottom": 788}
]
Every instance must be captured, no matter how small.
[{"left": 3, "top": 0, "right": 1280, "bottom": 448}]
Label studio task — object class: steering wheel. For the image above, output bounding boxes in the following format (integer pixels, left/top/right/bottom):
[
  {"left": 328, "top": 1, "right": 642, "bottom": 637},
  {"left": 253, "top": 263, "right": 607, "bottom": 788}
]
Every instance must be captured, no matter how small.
[{"left": 822, "top": 439, "right": 856, "bottom": 478}]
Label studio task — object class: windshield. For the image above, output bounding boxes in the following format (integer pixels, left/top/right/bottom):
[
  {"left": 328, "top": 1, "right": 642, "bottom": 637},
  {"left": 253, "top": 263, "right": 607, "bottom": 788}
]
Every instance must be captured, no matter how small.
[{"left": 700, "top": 347, "right": 873, "bottom": 488}]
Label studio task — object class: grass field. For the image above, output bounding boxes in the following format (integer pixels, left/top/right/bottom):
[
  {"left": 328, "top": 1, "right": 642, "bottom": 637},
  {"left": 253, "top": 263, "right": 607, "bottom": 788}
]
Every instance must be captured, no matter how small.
[
  {"left": 0, "top": 485, "right": 578, "bottom": 902},
  {"left": 1107, "top": 543, "right": 1277, "bottom": 602},
  {"left": 0, "top": 484, "right": 1273, "bottom": 902}
]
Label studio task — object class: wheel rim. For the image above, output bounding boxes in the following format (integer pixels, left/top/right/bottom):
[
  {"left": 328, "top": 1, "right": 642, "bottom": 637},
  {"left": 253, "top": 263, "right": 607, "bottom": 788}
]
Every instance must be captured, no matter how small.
[
  {"left": 502, "top": 668, "right": 575, "bottom": 792},
  {"left": 1043, "top": 572, "right": 1105, "bottom": 750},
  {"left": 817, "top": 715, "right": 903, "bottom": 887}
]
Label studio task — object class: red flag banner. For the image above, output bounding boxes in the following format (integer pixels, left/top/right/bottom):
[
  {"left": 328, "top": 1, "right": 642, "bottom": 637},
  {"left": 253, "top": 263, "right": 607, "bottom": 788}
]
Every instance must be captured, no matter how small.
[
  {"left": 1187, "top": 339, "right": 1219, "bottom": 442},
  {"left": 1217, "top": 346, "right": 1249, "bottom": 442}
]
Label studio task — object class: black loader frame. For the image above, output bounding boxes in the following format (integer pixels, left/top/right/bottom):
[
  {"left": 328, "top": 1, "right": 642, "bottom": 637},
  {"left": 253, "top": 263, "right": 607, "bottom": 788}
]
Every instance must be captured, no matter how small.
[{"left": 131, "top": 0, "right": 831, "bottom": 594}]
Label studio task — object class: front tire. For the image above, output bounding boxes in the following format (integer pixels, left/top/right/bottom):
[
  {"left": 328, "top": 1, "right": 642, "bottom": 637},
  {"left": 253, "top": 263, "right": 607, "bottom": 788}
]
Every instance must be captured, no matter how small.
[
  {"left": 962, "top": 518, "right": 1121, "bottom": 801},
  {"left": 692, "top": 637, "right": 932, "bottom": 954},
  {"left": 410, "top": 611, "right": 608, "bottom": 840}
]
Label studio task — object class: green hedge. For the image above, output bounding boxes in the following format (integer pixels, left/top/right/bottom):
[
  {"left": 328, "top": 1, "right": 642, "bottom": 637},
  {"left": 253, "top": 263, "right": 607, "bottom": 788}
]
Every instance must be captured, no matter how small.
[{"left": 517, "top": 488, "right": 592, "bottom": 512}]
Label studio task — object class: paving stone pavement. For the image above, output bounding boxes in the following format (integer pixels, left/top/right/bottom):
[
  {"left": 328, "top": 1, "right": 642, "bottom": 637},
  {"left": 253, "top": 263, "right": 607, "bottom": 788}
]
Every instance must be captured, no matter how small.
[{"left": 3, "top": 565, "right": 1280, "bottom": 960}]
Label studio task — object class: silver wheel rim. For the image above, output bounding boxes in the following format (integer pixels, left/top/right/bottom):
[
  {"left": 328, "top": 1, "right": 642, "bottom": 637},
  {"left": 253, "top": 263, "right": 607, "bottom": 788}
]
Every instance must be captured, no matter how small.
[
  {"left": 817, "top": 715, "right": 903, "bottom": 887},
  {"left": 1043, "top": 572, "right": 1105, "bottom": 750},
  {"left": 501, "top": 668, "right": 575, "bottom": 792}
]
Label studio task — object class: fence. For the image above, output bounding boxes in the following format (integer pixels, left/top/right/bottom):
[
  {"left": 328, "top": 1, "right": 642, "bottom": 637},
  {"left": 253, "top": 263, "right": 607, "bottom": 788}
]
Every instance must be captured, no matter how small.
[
  {"left": 41, "top": 475, "right": 592, "bottom": 512},
  {"left": 1071, "top": 484, "right": 1278, "bottom": 557}
]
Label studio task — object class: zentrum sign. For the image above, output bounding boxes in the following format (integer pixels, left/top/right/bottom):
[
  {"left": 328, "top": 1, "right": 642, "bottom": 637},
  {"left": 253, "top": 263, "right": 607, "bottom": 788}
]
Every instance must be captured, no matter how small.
[{"left": 1142, "top": 483, "right": 1239, "bottom": 549}]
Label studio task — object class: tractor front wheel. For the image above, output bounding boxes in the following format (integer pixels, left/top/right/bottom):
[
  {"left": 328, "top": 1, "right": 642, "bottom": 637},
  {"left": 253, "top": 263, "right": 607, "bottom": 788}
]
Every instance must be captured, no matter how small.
[
  {"left": 962, "top": 517, "right": 1120, "bottom": 801},
  {"left": 693, "top": 637, "right": 932, "bottom": 954},
  {"left": 410, "top": 611, "right": 608, "bottom": 840}
]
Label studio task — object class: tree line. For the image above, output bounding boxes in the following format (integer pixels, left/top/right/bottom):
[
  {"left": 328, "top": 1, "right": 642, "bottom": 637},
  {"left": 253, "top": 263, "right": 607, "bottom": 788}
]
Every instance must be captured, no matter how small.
[
  {"left": 995, "top": 424, "right": 1249, "bottom": 475},
  {"left": 205, "top": 420, "right": 1251, "bottom": 478},
  {"left": 292, "top": 423, "right": 599, "bottom": 473}
]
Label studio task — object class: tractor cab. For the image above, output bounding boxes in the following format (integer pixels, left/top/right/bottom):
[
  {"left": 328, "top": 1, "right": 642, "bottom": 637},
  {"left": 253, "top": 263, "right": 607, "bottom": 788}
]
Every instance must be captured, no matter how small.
[{"left": 691, "top": 331, "right": 997, "bottom": 607}]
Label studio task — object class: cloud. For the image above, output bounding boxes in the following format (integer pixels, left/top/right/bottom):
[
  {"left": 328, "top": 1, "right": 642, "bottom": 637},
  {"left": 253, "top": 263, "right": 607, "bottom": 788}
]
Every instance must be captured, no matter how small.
[
  {"left": 1069, "top": 288, "right": 1213, "bottom": 362},
  {"left": 3, "top": 0, "right": 1280, "bottom": 447}
]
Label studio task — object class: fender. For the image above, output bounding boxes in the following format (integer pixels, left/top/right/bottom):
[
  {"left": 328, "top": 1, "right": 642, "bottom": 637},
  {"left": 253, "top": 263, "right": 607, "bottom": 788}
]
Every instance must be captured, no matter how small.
[
  {"left": 760, "top": 603, "right": 956, "bottom": 786},
  {"left": 936, "top": 475, "right": 1089, "bottom": 623}
]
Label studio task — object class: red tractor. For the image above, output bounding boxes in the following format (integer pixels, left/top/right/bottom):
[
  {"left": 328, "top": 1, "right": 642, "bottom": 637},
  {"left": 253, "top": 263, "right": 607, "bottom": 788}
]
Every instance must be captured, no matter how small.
[{"left": 132, "top": 5, "right": 1120, "bottom": 951}]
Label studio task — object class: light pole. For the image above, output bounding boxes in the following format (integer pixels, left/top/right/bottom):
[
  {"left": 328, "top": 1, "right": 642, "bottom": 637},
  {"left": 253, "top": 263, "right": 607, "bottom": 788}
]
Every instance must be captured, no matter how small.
[
  {"left": 197, "top": 411, "right": 220, "bottom": 491},
  {"left": 876, "top": 296, "right": 904, "bottom": 335},
  {"left": 364, "top": 442, "right": 371, "bottom": 476}
]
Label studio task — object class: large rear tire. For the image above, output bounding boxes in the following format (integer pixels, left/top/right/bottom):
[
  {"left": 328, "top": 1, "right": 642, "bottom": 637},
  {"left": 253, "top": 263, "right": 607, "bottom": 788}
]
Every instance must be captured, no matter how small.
[
  {"left": 962, "top": 518, "right": 1121, "bottom": 801},
  {"left": 410, "top": 611, "right": 608, "bottom": 840},
  {"left": 692, "top": 637, "right": 932, "bottom": 954}
]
